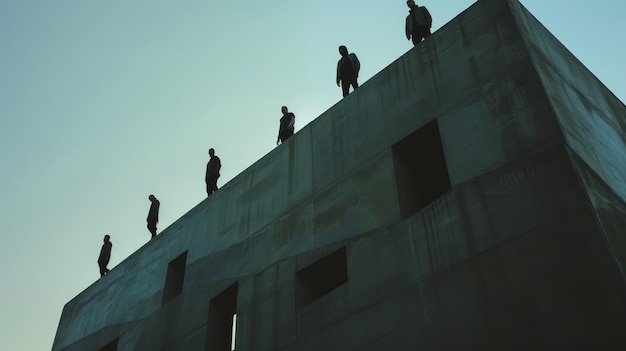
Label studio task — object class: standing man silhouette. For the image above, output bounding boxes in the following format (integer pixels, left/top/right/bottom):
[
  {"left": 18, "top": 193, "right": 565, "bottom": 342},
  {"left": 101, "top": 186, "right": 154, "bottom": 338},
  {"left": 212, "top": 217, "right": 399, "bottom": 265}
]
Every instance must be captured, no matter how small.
[
  {"left": 97, "top": 235, "right": 112, "bottom": 277},
  {"left": 336, "top": 45, "right": 360, "bottom": 97},
  {"left": 147, "top": 194, "right": 160, "bottom": 238},
  {"left": 405, "top": 1, "right": 432, "bottom": 46},
  {"left": 205, "top": 148, "right": 221, "bottom": 196},
  {"left": 277, "top": 106, "right": 295, "bottom": 145}
]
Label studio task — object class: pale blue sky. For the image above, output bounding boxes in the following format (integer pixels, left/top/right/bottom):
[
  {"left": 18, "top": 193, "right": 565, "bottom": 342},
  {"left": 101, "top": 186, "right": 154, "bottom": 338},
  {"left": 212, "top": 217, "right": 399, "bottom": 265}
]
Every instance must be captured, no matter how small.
[{"left": 1, "top": 1, "right": 624, "bottom": 350}]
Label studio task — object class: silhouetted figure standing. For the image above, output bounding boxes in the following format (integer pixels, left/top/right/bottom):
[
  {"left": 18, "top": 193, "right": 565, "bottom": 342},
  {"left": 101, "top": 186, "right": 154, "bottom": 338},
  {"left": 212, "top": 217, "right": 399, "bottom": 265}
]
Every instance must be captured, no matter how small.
[
  {"left": 336, "top": 45, "right": 360, "bottom": 97},
  {"left": 97, "top": 235, "right": 112, "bottom": 277},
  {"left": 147, "top": 194, "right": 160, "bottom": 238},
  {"left": 277, "top": 106, "right": 295, "bottom": 145},
  {"left": 405, "top": 1, "right": 432, "bottom": 46},
  {"left": 205, "top": 148, "right": 221, "bottom": 196}
]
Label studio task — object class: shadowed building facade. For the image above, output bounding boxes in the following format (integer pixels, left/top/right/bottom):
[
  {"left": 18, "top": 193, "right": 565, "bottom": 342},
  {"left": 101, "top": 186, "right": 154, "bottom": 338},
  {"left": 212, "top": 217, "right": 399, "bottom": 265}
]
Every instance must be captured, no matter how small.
[{"left": 52, "top": 0, "right": 626, "bottom": 349}]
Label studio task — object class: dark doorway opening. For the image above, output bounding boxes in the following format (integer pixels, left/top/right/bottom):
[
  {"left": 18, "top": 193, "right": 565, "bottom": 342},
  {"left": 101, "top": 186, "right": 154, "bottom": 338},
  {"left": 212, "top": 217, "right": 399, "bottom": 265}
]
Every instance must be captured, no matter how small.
[
  {"left": 392, "top": 119, "right": 451, "bottom": 219},
  {"left": 206, "top": 282, "right": 239, "bottom": 351},
  {"left": 162, "top": 251, "right": 188, "bottom": 305}
]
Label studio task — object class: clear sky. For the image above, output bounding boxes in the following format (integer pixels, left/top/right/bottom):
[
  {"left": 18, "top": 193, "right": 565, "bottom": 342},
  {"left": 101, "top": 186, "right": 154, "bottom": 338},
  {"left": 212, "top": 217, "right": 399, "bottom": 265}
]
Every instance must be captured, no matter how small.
[{"left": 1, "top": 0, "right": 624, "bottom": 350}]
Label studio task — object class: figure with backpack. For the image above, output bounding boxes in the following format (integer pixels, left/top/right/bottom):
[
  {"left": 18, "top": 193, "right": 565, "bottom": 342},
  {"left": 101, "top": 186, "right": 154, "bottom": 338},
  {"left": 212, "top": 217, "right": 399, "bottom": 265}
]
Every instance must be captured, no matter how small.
[
  {"left": 405, "top": 1, "right": 432, "bottom": 46},
  {"left": 336, "top": 45, "right": 360, "bottom": 97}
]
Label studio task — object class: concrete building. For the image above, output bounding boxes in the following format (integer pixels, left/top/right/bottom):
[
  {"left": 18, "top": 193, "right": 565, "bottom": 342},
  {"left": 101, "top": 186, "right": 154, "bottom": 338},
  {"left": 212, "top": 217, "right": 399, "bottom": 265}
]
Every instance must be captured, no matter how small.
[{"left": 52, "top": 0, "right": 626, "bottom": 349}]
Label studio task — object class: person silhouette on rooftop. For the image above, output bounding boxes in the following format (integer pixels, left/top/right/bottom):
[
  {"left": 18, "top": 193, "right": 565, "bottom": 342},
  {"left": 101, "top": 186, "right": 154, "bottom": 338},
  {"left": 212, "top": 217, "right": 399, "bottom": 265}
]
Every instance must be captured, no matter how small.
[
  {"left": 405, "top": 1, "right": 432, "bottom": 46},
  {"left": 277, "top": 106, "right": 295, "bottom": 145},
  {"left": 205, "top": 148, "right": 221, "bottom": 196},
  {"left": 336, "top": 45, "right": 360, "bottom": 97},
  {"left": 97, "top": 235, "right": 112, "bottom": 278},
  {"left": 147, "top": 195, "right": 160, "bottom": 239}
]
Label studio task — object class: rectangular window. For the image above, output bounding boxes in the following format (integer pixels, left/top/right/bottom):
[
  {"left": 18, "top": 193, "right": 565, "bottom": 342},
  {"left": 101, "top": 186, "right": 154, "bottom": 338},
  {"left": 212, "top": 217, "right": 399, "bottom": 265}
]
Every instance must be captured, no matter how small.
[
  {"left": 162, "top": 251, "right": 188, "bottom": 305},
  {"left": 206, "top": 282, "right": 239, "bottom": 351},
  {"left": 99, "top": 337, "right": 118, "bottom": 351},
  {"left": 296, "top": 247, "right": 348, "bottom": 309},
  {"left": 392, "top": 119, "right": 451, "bottom": 219}
]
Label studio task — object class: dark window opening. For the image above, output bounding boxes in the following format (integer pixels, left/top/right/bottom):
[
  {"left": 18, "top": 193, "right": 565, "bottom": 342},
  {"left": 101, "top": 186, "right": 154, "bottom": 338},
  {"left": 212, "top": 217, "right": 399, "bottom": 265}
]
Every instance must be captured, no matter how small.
[
  {"left": 206, "top": 282, "right": 239, "bottom": 351},
  {"left": 296, "top": 247, "right": 348, "bottom": 309},
  {"left": 392, "top": 118, "right": 451, "bottom": 219},
  {"left": 162, "top": 251, "right": 188, "bottom": 305},
  {"left": 99, "top": 337, "right": 119, "bottom": 351}
]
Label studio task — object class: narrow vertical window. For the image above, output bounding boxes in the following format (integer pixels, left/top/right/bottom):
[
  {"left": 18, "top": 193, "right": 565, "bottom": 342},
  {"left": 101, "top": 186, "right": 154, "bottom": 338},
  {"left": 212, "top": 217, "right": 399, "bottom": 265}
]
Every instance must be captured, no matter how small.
[
  {"left": 231, "top": 314, "right": 237, "bottom": 351},
  {"left": 162, "top": 251, "right": 188, "bottom": 305}
]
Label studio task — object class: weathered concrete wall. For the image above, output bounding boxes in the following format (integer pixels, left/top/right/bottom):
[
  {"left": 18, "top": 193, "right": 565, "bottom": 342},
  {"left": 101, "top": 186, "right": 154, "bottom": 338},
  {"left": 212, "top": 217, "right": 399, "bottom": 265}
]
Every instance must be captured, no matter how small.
[
  {"left": 510, "top": 0, "right": 626, "bottom": 203},
  {"left": 57, "top": 147, "right": 626, "bottom": 351},
  {"left": 366, "top": 0, "right": 561, "bottom": 187},
  {"left": 269, "top": 147, "right": 625, "bottom": 350},
  {"left": 53, "top": 0, "right": 626, "bottom": 350},
  {"left": 510, "top": 0, "right": 626, "bottom": 293},
  {"left": 573, "top": 153, "right": 626, "bottom": 282}
]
